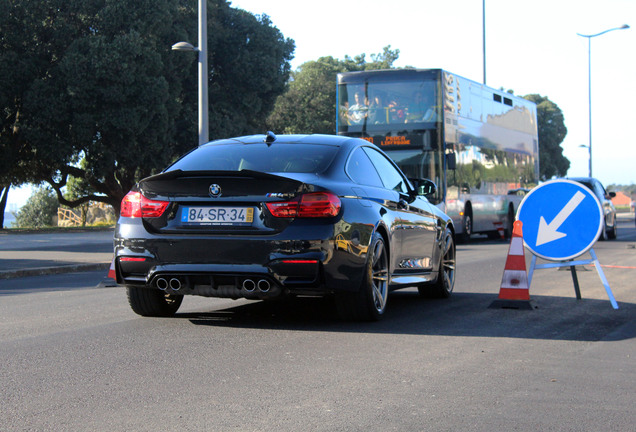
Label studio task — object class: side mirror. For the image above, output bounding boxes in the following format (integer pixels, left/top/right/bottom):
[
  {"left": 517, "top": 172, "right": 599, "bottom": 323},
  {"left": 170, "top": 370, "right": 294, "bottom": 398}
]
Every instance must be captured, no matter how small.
[{"left": 410, "top": 178, "right": 437, "bottom": 198}]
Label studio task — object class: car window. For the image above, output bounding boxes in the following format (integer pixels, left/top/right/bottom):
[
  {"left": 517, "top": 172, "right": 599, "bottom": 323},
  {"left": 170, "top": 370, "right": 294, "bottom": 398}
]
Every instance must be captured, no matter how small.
[
  {"left": 362, "top": 147, "right": 409, "bottom": 194},
  {"left": 166, "top": 143, "right": 339, "bottom": 174},
  {"left": 579, "top": 181, "right": 597, "bottom": 197},
  {"left": 346, "top": 147, "right": 384, "bottom": 187},
  {"left": 596, "top": 182, "right": 607, "bottom": 199}
]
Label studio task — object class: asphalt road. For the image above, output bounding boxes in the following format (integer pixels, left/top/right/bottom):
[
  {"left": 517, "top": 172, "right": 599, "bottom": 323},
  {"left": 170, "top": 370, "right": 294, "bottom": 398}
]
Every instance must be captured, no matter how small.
[{"left": 1, "top": 221, "right": 635, "bottom": 431}]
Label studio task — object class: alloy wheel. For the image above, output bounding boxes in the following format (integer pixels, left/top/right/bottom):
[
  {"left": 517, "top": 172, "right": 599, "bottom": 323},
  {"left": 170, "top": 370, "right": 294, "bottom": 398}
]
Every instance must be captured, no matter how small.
[{"left": 371, "top": 239, "right": 389, "bottom": 313}]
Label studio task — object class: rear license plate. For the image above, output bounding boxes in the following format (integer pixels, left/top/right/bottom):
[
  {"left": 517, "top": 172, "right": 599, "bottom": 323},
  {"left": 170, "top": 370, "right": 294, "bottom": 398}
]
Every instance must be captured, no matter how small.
[{"left": 181, "top": 206, "right": 254, "bottom": 225}]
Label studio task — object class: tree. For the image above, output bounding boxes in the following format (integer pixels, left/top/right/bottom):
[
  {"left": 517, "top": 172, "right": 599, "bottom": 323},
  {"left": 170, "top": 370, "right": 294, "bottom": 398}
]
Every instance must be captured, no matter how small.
[
  {"left": 14, "top": 187, "right": 59, "bottom": 228},
  {"left": 523, "top": 94, "right": 570, "bottom": 180},
  {"left": 0, "top": 0, "right": 294, "bottom": 214},
  {"left": 267, "top": 46, "right": 400, "bottom": 134},
  {"left": 0, "top": 186, "right": 8, "bottom": 228}
]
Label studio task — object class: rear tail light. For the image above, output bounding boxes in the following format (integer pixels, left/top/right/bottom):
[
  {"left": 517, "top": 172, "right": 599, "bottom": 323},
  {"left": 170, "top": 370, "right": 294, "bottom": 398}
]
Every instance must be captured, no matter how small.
[
  {"left": 120, "top": 191, "right": 169, "bottom": 218},
  {"left": 266, "top": 192, "right": 341, "bottom": 218}
]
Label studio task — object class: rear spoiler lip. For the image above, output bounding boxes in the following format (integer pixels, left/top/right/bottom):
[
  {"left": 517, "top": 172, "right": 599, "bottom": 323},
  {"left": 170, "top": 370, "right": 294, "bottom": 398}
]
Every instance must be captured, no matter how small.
[{"left": 140, "top": 169, "right": 294, "bottom": 184}]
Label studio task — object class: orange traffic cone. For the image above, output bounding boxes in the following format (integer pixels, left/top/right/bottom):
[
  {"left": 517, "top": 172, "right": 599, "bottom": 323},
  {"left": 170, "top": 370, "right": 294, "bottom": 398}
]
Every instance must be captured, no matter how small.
[
  {"left": 490, "top": 220, "right": 533, "bottom": 309},
  {"left": 107, "top": 257, "right": 117, "bottom": 280}
]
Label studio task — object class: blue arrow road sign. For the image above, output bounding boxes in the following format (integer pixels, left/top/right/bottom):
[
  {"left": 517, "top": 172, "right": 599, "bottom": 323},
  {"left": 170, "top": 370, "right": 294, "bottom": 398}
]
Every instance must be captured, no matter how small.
[{"left": 517, "top": 179, "right": 603, "bottom": 261}]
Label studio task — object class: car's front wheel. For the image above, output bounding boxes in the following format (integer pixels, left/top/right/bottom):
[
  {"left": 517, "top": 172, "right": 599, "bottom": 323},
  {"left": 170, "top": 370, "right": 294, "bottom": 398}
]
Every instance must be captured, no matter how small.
[
  {"left": 335, "top": 233, "right": 389, "bottom": 321},
  {"left": 608, "top": 219, "right": 617, "bottom": 240},
  {"left": 127, "top": 286, "right": 183, "bottom": 317}
]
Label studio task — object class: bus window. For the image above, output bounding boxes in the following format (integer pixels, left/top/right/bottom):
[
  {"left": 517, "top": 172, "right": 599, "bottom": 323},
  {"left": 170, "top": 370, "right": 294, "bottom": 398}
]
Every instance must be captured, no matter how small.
[{"left": 337, "top": 74, "right": 440, "bottom": 135}]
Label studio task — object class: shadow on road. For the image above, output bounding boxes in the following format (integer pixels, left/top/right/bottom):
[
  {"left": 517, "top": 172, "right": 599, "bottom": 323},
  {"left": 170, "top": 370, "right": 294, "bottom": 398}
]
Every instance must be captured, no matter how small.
[{"left": 179, "top": 290, "right": 636, "bottom": 342}]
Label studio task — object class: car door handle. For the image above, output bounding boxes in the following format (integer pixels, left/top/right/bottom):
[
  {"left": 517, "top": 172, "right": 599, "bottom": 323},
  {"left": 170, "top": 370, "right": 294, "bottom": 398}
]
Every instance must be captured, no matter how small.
[{"left": 398, "top": 199, "right": 409, "bottom": 210}]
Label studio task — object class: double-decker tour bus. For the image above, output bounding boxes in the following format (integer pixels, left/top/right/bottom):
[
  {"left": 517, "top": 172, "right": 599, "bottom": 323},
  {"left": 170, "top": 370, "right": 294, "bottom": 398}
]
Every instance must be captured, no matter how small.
[{"left": 337, "top": 69, "right": 539, "bottom": 240}]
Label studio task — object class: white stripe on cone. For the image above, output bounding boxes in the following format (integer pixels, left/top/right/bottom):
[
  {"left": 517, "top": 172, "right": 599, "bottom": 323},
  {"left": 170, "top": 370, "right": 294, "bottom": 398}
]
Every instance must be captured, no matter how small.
[
  {"left": 508, "top": 237, "right": 524, "bottom": 257},
  {"left": 500, "top": 269, "right": 529, "bottom": 289}
]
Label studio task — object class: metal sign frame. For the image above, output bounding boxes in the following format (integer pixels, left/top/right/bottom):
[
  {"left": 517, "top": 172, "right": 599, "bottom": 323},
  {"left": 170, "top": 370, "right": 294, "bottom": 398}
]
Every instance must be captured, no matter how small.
[{"left": 527, "top": 251, "right": 618, "bottom": 309}]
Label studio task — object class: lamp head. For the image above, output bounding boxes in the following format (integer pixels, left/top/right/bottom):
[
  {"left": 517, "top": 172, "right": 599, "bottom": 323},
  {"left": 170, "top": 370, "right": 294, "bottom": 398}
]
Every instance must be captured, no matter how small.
[{"left": 171, "top": 42, "right": 197, "bottom": 52}]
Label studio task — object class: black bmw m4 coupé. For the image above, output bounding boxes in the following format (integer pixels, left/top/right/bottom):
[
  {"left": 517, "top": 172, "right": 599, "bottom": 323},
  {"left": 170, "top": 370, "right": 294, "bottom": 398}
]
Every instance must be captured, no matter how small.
[{"left": 113, "top": 133, "right": 456, "bottom": 321}]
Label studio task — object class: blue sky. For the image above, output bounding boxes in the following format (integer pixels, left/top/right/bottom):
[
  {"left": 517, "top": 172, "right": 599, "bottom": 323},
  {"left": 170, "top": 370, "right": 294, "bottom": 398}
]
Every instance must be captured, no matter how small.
[{"left": 6, "top": 0, "right": 635, "bottom": 210}]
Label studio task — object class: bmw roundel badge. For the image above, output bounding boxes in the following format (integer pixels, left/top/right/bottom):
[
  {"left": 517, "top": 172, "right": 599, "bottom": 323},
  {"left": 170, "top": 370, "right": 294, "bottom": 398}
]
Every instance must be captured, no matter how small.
[{"left": 209, "top": 184, "right": 222, "bottom": 198}]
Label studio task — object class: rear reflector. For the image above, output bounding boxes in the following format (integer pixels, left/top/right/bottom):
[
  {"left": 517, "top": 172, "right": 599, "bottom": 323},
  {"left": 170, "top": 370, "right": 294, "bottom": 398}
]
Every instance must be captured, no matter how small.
[
  {"left": 120, "top": 257, "right": 147, "bottom": 262},
  {"left": 266, "top": 192, "right": 341, "bottom": 218},
  {"left": 120, "top": 191, "right": 169, "bottom": 218},
  {"left": 280, "top": 259, "right": 318, "bottom": 264}
]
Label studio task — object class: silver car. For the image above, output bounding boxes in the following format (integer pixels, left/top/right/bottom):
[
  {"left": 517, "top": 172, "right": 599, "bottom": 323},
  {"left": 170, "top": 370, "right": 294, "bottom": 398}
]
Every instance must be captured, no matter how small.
[{"left": 568, "top": 177, "right": 617, "bottom": 240}]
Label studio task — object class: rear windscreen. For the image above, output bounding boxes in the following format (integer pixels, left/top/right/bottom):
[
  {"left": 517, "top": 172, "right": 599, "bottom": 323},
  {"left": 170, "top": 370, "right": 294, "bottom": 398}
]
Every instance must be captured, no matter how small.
[{"left": 166, "top": 143, "right": 339, "bottom": 174}]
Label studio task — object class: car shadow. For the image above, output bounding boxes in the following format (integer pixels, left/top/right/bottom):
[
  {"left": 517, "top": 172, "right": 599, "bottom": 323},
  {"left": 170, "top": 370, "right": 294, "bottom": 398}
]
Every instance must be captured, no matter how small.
[{"left": 177, "top": 290, "right": 636, "bottom": 342}]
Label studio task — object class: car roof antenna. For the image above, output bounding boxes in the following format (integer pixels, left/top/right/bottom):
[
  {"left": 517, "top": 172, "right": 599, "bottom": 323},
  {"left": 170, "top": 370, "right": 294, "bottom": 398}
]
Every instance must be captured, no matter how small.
[{"left": 264, "top": 131, "right": 277, "bottom": 146}]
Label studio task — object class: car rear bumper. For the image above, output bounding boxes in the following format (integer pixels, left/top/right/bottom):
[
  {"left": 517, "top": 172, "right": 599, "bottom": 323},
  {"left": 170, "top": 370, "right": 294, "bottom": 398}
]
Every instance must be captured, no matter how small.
[{"left": 113, "top": 219, "right": 370, "bottom": 298}]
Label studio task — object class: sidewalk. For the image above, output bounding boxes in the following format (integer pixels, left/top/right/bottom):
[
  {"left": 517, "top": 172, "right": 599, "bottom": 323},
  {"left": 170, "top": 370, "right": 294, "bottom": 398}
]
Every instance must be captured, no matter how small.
[
  {"left": 0, "top": 229, "right": 114, "bottom": 279},
  {"left": 617, "top": 211, "right": 635, "bottom": 221}
]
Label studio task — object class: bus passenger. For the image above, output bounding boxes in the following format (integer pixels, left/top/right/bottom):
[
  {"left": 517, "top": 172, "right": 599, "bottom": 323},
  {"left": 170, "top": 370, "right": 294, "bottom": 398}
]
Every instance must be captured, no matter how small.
[
  {"left": 388, "top": 96, "right": 406, "bottom": 123},
  {"left": 347, "top": 92, "right": 368, "bottom": 125},
  {"left": 406, "top": 92, "right": 427, "bottom": 122},
  {"left": 369, "top": 94, "right": 388, "bottom": 124},
  {"left": 339, "top": 101, "right": 350, "bottom": 126},
  {"left": 406, "top": 92, "right": 438, "bottom": 122},
  {"left": 422, "top": 92, "right": 438, "bottom": 122}
]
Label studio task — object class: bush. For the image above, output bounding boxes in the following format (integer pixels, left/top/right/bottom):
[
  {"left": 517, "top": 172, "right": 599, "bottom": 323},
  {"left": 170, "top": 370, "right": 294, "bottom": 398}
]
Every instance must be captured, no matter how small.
[{"left": 14, "top": 187, "right": 59, "bottom": 228}]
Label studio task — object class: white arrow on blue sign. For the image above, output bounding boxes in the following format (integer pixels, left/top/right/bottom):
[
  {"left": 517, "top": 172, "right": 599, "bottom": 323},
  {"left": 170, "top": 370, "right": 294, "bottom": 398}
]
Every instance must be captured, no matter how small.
[{"left": 517, "top": 179, "right": 603, "bottom": 261}]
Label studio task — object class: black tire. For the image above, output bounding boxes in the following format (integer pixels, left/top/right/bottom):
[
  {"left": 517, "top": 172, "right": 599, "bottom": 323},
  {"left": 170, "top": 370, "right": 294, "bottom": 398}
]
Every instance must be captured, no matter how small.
[
  {"left": 335, "top": 233, "right": 389, "bottom": 321},
  {"left": 608, "top": 220, "right": 617, "bottom": 240},
  {"left": 127, "top": 286, "right": 183, "bottom": 317},
  {"left": 504, "top": 206, "right": 515, "bottom": 239},
  {"left": 419, "top": 227, "right": 456, "bottom": 298},
  {"left": 459, "top": 207, "right": 472, "bottom": 243}
]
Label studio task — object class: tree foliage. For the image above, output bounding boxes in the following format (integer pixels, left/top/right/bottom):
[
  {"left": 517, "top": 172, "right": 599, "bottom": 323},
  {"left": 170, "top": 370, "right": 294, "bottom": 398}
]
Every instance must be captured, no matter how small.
[
  {"left": 0, "top": 0, "right": 294, "bottom": 212},
  {"left": 14, "top": 187, "right": 59, "bottom": 228},
  {"left": 267, "top": 46, "right": 400, "bottom": 134},
  {"left": 523, "top": 94, "right": 569, "bottom": 180}
]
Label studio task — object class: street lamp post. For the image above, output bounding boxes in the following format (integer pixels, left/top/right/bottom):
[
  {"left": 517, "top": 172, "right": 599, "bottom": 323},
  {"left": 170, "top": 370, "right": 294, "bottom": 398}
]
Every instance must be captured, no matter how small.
[
  {"left": 172, "top": 0, "right": 209, "bottom": 147},
  {"left": 576, "top": 24, "right": 629, "bottom": 178},
  {"left": 482, "top": 0, "right": 486, "bottom": 85}
]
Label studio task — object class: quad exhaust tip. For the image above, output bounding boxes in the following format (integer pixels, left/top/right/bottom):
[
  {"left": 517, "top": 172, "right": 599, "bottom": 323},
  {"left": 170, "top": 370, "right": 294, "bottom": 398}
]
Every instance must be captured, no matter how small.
[
  {"left": 156, "top": 277, "right": 182, "bottom": 291},
  {"left": 242, "top": 278, "right": 272, "bottom": 293},
  {"left": 158, "top": 276, "right": 272, "bottom": 293},
  {"left": 169, "top": 278, "right": 182, "bottom": 291},
  {"left": 257, "top": 279, "right": 271, "bottom": 293},
  {"left": 243, "top": 279, "right": 256, "bottom": 292},
  {"left": 156, "top": 277, "right": 168, "bottom": 291}
]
